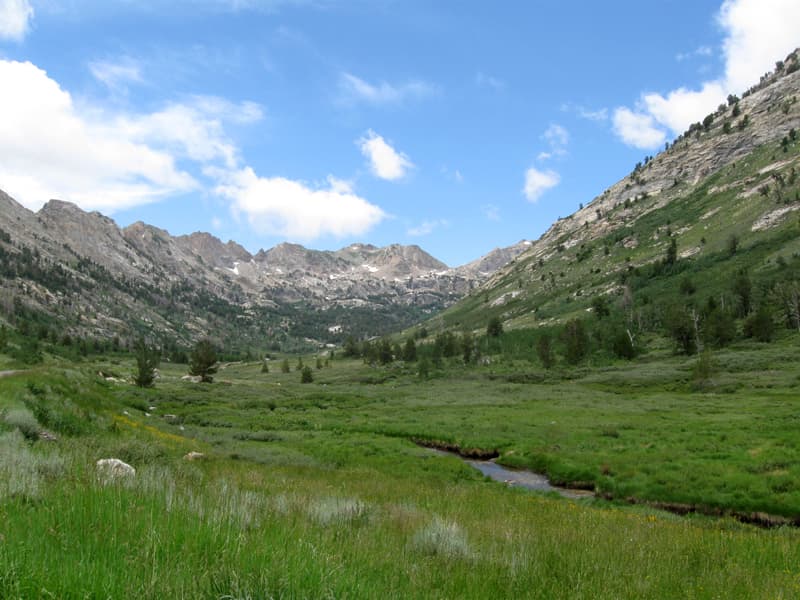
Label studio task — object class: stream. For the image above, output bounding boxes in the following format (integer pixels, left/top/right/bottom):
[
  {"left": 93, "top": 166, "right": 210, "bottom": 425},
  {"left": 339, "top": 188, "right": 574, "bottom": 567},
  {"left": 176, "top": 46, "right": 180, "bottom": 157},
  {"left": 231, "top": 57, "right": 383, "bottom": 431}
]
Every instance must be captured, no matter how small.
[{"left": 427, "top": 448, "right": 594, "bottom": 500}]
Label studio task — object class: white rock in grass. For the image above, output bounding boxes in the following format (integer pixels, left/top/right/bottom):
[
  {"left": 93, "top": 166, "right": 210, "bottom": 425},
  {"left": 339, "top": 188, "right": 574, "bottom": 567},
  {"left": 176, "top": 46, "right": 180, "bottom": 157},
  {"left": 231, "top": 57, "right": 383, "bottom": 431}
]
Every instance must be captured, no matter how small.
[
  {"left": 183, "top": 451, "right": 205, "bottom": 461},
  {"left": 96, "top": 458, "right": 136, "bottom": 481}
]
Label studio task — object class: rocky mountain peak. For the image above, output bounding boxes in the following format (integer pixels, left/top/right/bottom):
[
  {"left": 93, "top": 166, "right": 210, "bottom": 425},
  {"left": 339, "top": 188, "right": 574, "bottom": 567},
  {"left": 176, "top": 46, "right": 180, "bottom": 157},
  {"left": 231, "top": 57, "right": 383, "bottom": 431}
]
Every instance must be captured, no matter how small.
[{"left": 175, "top": 231, "right": 252, "bottom": 270}]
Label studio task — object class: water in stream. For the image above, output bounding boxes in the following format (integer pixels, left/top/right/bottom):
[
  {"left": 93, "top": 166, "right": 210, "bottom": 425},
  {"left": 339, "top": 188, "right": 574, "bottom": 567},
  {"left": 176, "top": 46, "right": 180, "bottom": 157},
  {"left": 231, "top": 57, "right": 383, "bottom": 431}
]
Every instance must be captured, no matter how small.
[
  {"left": 465, "top": 459, "right": 593, "bottom": 499},
  {"left": 427, "top": 448, "right": 593, "bottom": 500}
]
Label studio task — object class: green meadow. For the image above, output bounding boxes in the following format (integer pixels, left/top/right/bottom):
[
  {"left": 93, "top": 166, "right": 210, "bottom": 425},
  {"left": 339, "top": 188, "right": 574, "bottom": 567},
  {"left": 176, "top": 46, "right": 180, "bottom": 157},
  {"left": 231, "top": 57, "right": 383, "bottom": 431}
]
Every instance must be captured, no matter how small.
[{"left": 2, "top": 337, "right": 800, "bottom": 598}]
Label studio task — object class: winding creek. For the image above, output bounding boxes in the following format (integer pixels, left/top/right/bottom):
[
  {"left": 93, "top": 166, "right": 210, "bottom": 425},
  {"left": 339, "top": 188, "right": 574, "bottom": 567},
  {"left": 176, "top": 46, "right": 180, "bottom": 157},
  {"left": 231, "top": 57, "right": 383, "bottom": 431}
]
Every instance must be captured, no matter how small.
[
  {"left": 424, "top": 446, "right": 799, "bottom": 528},
  {"left": 426, "top": 447, "right": 594, "bottom": 500}
]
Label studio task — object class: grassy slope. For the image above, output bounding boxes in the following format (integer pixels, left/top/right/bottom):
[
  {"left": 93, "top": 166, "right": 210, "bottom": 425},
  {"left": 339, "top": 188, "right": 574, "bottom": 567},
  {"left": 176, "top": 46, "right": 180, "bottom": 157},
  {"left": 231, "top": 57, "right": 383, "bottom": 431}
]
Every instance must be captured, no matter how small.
[
  {"left": 2, "top": 355, "right": 800, "bottom": 598},
  {"left": 434, "top": 140, "right": 800, "bottom": 335}
]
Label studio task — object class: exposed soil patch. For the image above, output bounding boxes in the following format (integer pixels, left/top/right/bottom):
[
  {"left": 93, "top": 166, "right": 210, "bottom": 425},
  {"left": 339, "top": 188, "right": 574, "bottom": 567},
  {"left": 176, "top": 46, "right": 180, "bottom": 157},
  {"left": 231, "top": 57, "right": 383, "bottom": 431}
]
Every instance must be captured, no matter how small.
[
  {"left": 598, "top": 493, "right": 800, "bottom": 529},
  {"left": 412, "top": 438, "right": 499, "bottom": 460}
]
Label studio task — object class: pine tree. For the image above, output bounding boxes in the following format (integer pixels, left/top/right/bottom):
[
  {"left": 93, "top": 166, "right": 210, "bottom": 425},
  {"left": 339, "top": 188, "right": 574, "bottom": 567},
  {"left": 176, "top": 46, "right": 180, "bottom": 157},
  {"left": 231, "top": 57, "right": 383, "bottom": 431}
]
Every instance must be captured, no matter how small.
[
  {"left": 189, "top": 339, "right": 218, "bottom": 383},
  {"left": 133, "top": 337, "right": 160, "bottom": 388}
]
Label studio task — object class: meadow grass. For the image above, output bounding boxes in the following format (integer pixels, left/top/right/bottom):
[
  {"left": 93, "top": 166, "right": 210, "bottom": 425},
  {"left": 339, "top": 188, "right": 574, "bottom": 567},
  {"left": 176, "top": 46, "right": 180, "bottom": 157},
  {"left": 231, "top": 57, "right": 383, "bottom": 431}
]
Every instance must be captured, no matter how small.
[{"left": 1, "top": 354, "right": 800, "bottom": 597}]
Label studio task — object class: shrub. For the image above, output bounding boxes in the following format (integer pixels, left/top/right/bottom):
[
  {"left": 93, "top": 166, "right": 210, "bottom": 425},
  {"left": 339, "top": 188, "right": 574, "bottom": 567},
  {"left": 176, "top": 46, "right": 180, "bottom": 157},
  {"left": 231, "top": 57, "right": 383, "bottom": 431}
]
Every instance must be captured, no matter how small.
[
  {"left": 691, "top": 351, "right": 718, "bottom": 391},
  {"left": 486, "top": 317, "right": 503, "bottom": 338},
  {"left": 0, "top": 430, "right": 66, "bottom": 501},
  {"left": 665, "top": 305, "right": 697, "bottom": 355},
  {"left": 702, "top": 309, "right": 737, "bottom": 348},
  {"left": 418, "top": 356, "right": 430, "bottom": 379},
  {"left": 561, "top": 318, "right": 589, "bottom": 365},
  {"left": 403, "top": 338, "right": 417, "bottom": 362},
  {"left": 410, "top": 517, "right": 472, "bottom": 560},
  {"left": 591, "top": 296, "right": 610, "bottom": 319},
  {"left": 536, "top": 333, "right": 555, "bottom": 369},
  {"left": 307, "top": 497, "right": 368, "bottom": 527},
  {"left": 610, "top": 326, "right": 636, "bottom": 360},
  {"left": 1, "top": 407, "right": 40, "bottom": 440},
  {"left": 744, "top": 306, "right": 775, "bottom": 342},
  {"left": 300, "top": 366, "right": 313, "bottom": 383}
]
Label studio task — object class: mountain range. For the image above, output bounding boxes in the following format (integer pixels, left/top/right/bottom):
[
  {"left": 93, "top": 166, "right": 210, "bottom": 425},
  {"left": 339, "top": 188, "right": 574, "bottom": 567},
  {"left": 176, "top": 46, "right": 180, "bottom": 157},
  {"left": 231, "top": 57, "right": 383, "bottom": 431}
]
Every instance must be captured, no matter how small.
[
  {"left": 0, "top": 191, "right": 529, "bottom": 352},
  {"left": 1, "top": 48, "right": 799, "bottom": 356}
]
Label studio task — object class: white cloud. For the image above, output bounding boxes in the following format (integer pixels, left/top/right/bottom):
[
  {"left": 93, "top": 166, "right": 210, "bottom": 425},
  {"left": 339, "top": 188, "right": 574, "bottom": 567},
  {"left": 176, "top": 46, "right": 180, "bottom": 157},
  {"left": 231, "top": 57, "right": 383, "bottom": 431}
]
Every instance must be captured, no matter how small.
[
  {"left": 338, "top": 72, "right": 436, "bottom": 106},
  {"left": 326, "top": 175, "right": 354, "bottom": 194},
  {"left": 614, "top": 0, "right": 800, "bottom": 147},
  {"left": 441, "top": 166, "right": 464, "bottom": 183},
  {"left": 0, "top": 57, "right": 386, "bottom": 243},
  {"left": 89, "top": 57, "right": 144, "bottom": 93},
  {"left": 641, "top": 81, "right": 726, "bottom": 134},
  {"left": 407, "top": 219, "right": 448, "bottom": 237},
  {"left": 114, "top": 96, "right": 262, "bottom": 169},
  {"left": 475, "top": 71, "right": 505, "bottom": 91},
  {"left": 0, "top": 60, "right": 197, "bottom": 212},
  {"left": 612, "top": 107, "right": 667, "bottom": 149},
  {"left": 538, "top": 124, "right": 569, "bottom": 160},
  {"left": 0, "top": 0, "right": 33, "bottom": 41},
  {"left": 523, "top": 167, "right": 560, "bottom": 203},
  {"left": 482, "top": 203, "right": 501, "bottom": 221},
  {"left": 676, "top": 46, "right": 713, "bottom": 61},
  {"left": 718, "top": 0, "right": 800, "bottom": 92},
  {"left": 214, "top": 167, "right": 386, "bottom": 240},
  {"left": 0, "top": 59, "right": 269, "bottom": 214},
  {"left": 561, "top": 102, "right": 608, "bottom": 122},
  {"left": 358, "top": 130, "right": 413, "bottom": 181}
]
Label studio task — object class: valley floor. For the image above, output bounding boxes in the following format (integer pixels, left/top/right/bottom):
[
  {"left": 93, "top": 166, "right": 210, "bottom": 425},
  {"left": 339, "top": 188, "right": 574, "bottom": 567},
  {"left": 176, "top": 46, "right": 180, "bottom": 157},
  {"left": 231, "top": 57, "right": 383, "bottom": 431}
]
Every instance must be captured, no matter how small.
[{"left": 1, "top": 343, "right": 800, "bottom": 598}]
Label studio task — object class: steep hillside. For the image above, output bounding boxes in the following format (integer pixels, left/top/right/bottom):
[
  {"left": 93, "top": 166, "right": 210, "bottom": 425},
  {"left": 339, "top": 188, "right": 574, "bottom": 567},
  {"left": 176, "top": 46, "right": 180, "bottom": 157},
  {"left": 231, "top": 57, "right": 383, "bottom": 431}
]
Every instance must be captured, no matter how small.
[{"left": 434, "top": 50, "right": 800, "bottom": 344}]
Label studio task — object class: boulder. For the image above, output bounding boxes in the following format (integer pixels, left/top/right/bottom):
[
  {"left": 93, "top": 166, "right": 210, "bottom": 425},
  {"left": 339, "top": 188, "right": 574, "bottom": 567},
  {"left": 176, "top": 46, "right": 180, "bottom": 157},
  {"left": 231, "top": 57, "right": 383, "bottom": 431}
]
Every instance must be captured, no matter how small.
[
  {"left": 38, "top": 430, "right": 58, "bottom": 442},
  {"left": 96, "top": 458, "right": 136, "bottom": 481}
]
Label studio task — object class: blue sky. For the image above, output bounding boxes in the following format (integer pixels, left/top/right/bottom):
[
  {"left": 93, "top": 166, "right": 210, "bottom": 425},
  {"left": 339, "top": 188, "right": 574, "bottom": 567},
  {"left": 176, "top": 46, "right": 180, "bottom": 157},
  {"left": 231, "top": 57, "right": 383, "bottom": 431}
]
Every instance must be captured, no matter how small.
[{"left": 0, "top": 0, "right": 797, "bottom": 266}]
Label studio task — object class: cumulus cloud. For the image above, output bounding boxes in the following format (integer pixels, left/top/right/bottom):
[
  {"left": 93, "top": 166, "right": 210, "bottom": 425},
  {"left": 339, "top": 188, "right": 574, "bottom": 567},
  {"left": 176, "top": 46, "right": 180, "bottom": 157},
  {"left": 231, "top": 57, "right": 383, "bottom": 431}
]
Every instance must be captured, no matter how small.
[
  {"left": 0, "top": 58, "right": 387, "bottom": 242},
  {"left": 0, "top": 0, "right": 33, "bottom": 41},
  {"left": 0, "top": 59, "right": 272, "bottom": 213},
  {"left": 0, "top": 60, "right": 197, "bottom": 212},
  {"left": 214, "top": 167, "right": 386, "bottom": 240},
  {"left": 718, "top": 0, "right": 800, "bottom": 92},
  {"left": 338, "top": 72, "right": 436, "bottom": 106},
  {"left": 114, "top": 96, "right": 262, "bottom": 169},
  {"left": 407, "top": 219, "right": 448, "bottom": 237},
  {"left": 523, "top": 167, "right": 560, "bottom": 203},
  {"left": 640, "top": 81, "right": 727, "bottom": 135},
  {"left": 612, "top": 107, "right": 667, "bottom": 150},
  {"left": 358, "top": 130, "right": 413, "bottom": 181},
  {"left": 613, "top": 0, "right": 800, "bottom": 148}
]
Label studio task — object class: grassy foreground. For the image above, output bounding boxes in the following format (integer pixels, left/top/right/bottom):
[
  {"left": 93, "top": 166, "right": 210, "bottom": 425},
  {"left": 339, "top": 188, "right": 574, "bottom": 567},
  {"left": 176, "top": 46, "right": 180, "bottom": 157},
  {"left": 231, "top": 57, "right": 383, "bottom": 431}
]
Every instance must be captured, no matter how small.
[{"left": 1, "top": 346, "right": 800, "bottom": 598}]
